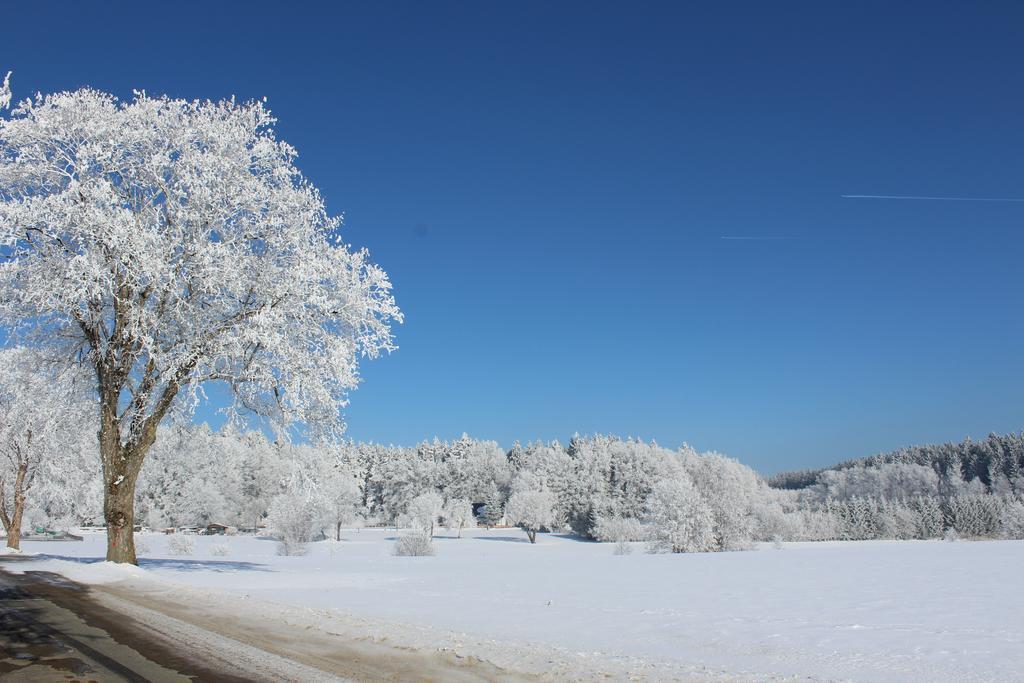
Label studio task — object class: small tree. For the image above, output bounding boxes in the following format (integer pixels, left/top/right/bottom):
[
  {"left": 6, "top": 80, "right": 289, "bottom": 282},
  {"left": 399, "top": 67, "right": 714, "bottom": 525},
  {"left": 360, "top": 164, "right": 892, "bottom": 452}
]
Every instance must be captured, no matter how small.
[
  {"left": 0, "top": 348, "right": 90, "bottom": 550},
  {"left": 404, "top": 491, "right": 443, "bottom": 537},
  {"left": 322, "top": 462, "right": 363, "bottom": 541},
  {"left": 0, "top": 84, "right": 401, "bottom": 563},
  {"left": 504, "top": 489, "right": 555, "bottom": 544},
  {"left": 478, "top": 486, "right": 504, "bottom": 528},
  {"left": 266, "top": 479, "right": 325, "bottom": 556},
  {"left": 441, "top": 498, "right": 476, "bottom": 538}
]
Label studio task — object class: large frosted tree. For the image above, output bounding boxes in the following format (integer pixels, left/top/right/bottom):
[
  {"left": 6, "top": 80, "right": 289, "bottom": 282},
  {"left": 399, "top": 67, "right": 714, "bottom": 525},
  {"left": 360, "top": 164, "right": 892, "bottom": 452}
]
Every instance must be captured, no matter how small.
[{"left": 0, "top": 84, "right": 401, "bottom": 563}]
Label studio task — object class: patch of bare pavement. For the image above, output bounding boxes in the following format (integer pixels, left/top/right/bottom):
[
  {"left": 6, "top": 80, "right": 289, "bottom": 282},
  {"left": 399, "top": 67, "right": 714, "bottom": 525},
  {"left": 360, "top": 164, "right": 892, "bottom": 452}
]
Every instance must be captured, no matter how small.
[{"left": 0, "top": 559, "right": 534, "bottom": 682}]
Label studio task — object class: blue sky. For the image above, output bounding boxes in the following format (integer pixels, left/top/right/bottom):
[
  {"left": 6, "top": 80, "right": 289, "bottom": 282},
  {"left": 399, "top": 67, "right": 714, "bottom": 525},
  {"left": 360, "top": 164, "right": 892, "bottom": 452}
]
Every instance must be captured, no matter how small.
[{"left": 4, "top": 2, "right": 1023, "bottom": 473}]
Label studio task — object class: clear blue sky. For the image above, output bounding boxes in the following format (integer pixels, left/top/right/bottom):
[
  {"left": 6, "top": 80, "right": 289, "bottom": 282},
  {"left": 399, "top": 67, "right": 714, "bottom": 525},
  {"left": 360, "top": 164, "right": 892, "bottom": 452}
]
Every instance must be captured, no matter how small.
[{"left": 4, "top": 2, "right": 1023, "bottom": 473}]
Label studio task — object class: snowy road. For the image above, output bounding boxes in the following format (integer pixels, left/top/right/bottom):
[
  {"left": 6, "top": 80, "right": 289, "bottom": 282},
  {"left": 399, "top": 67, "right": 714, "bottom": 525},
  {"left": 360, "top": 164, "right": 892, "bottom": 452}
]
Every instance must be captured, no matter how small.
[
  {"left": 6, "top": 531, "right": 1024, "bottom": 681},
  {"left": 0, "top": 567, "right": 193, "bottom": 681},
  {"left": 0, "top": 559, "right": 534, "bottom": 682}
]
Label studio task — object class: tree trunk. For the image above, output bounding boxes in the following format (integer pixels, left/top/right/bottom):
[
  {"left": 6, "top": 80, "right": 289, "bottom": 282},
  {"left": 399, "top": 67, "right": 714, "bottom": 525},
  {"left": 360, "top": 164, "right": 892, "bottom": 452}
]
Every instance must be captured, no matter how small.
[
  {"left": 6, "top": 495, "right": 24, "bottom": 550},
  {"left": 104, "top": 469, "right": 140, "bottom": 564},
  {"left": 100, "top": 424, "right": 144, "bottom": 564},
  {"left": 527, "top": 528, "right": 537, "bottom": 544},
  {"left": 336, "top": 520, "right": 342, "bottom": 542},
  {"left": 2, "top": 461, "right": 29, "bottom": 551}
]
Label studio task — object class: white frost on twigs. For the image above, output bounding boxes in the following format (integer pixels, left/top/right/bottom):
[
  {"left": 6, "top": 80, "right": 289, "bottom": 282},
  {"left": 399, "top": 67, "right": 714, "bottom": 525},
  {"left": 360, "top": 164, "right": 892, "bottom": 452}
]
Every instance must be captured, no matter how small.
[
  {"left": 0, "top": 88, "right": 402, "bottom": 445},
  {"left": 0, "top": 71, "right": 11, "bottom": 110}
]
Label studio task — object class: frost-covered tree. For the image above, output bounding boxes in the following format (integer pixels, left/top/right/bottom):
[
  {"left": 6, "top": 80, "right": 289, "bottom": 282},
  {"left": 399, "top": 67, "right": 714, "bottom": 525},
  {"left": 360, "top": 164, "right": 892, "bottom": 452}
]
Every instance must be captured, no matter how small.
[
  {"left": 320, "top": 457, "right": 363, "bottom": 541},
  {"left": 0, "top": 348, "right": 91, "bottom": 549},
  {"left": 0, "top": 87, "right": 401, "bottom": 562},
  {"left": 441, "top": 497, "right": 476, "bottom": 538},
  {"left": 947, "top": 495, "right": 1002, "bottom": 538},
  {"left": 645, "top": 475, "right": 714, "bottom": 553},
  {"left": 685, "top": 451, "right": 763, "bottom": 550},
  {"left": 266, "top": 475, "right": 326, "bottom": 556},
  {"left": 0, "top": 72, "right": 11, "bottom": 111},
  {"left": 404, "top": 491, "right": 443, "bottom": 537},
  {"left": 504, "top": 484, "right": 556, "bottom": 544},
  {"left": 1000, "top": 498, "right": 1024, "bottom": 539},
  {"left": 477, "top": 484, "right": 505, "bottom": 528},
  {"left": 591, "top": 515, "right": 646, "bottom": 543}
]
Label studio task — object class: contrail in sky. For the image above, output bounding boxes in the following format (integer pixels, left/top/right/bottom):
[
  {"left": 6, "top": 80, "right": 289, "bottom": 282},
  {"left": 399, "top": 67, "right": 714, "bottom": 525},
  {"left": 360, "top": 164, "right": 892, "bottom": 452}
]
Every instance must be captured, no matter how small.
[
  {"left": 842, "top": 194, "right": 1024, "bottom": 202},
  {"left": 720, "top": 235, "right": 793, "bottom": 240}
]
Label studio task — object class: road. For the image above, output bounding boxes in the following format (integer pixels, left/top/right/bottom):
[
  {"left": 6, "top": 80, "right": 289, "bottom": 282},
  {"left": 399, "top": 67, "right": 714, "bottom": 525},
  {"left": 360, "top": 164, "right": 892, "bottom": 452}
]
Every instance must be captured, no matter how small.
[
  {"left": 0, "top": 565, "right": 255, "bottom": 682},
  {"left": 0, "top": 559, "right": 531, "bottom": 682}
]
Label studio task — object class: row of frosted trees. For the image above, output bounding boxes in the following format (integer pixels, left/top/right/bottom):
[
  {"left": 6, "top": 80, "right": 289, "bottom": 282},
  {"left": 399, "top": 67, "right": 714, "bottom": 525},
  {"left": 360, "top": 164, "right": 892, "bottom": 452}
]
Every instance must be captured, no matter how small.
[{"left": 12, "top": 422, "right": 1024, "bottom": 553}]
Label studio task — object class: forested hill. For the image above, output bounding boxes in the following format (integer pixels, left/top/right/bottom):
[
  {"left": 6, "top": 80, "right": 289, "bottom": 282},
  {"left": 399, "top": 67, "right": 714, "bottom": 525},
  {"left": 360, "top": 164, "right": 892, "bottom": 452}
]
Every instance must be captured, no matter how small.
[{"left": 769, "top": 432, "right": 1024, "bottom": 492}]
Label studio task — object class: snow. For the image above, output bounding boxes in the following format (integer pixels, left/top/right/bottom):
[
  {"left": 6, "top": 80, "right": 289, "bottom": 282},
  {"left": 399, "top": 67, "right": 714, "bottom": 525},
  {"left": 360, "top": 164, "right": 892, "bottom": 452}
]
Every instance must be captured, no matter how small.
[
  {"left": 9, "top": 529, "right": 1024, "bottom": 681},
  {"left": 0, "top": 546, "right": 32, "bottom": 555}
]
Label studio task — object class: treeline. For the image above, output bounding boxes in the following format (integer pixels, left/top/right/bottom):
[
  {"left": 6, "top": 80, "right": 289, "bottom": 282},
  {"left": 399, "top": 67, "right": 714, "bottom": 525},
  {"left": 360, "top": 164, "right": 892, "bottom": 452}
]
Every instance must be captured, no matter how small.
[
  {"left": 765, "top": 432, "right": 1024, "bottom": 542},
  {"left": 769, "top": 432, "right": 1024, "bottom": 495},
  {"left": 22, "top": 425, "right": 1024, "bottom": 553}
]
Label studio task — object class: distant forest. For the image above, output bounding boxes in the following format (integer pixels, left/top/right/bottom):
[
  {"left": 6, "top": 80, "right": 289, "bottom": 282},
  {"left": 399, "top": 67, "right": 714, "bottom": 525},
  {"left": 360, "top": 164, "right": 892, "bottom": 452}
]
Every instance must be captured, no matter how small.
[{"left": 769, "top": 432, "right": 1024, "bottom": 493}]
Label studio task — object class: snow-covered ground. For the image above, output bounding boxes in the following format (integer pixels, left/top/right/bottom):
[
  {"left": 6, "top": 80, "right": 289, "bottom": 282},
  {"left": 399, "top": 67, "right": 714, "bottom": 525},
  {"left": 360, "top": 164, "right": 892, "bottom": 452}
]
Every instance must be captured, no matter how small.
[{"left": 6, "top": 529, "right": 1023, "bottom": 681}]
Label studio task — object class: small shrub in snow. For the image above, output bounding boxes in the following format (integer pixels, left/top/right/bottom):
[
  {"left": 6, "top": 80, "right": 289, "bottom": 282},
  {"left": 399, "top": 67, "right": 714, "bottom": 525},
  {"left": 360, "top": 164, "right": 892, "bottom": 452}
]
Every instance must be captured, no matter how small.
[
  {"left": 277, "top": 538, "right": 308, "bottom": 556},
  {"left": 167, "top": 535, "right": 194, "bottom": 556},
  {"left": 943, "top": 527, "right": 959, "bottom": 542},
  {"left": 393, "top": 532, "right": 434, "bottom": 556},
  {"left": 210, "top": 543, "right": 230, "bottom": 557},
  {"left": 613, "top": 540, "right": 633, "bottom": 555},
  {"left": 592, "top": 515, "right": 647, "bottom": 543},
  {"left": 266, "top": 485, "right": 324, "bottom": 556}
]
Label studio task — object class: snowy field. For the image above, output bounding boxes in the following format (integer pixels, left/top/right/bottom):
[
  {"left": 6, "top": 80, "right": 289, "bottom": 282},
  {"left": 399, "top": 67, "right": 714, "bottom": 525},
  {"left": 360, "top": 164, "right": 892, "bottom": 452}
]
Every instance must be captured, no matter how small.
[{"left": 7, "top": 529, "right": 1024, "bottom": 682}]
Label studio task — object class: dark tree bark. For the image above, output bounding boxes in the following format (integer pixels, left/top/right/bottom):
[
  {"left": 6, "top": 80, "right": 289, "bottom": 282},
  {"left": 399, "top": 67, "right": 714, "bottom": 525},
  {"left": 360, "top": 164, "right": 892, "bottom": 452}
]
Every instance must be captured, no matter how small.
[
  {"left": 96, "top": 349, "right": 185, "bottom": 564},
  {"left": 1, "top": 461, "right": 29, "bottom": 550}
]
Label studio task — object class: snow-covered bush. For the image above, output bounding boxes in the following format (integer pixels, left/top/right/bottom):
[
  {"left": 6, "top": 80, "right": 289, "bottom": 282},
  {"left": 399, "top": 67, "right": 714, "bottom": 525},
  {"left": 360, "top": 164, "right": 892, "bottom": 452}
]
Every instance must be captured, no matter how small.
[
  {"left": 592, "top": 515, "right": 647, "bottom": 543},
  {"left": 210, "top": 543, "right": 230, "bottom": 557},
  {"left": 504, "top": 488, "right": 556, "bottom": 544},
  {"left": 266, "top": 485, "right": 324, "bottom": 556},
  {"left": 167, "top": 534, "right": 194, "bottom": 556},
  {"left": 393, "top": 532, "right": 434, "bottom": 556},
  {"left": 645, "top": 476, "right": 714, "bottom": 553}
]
